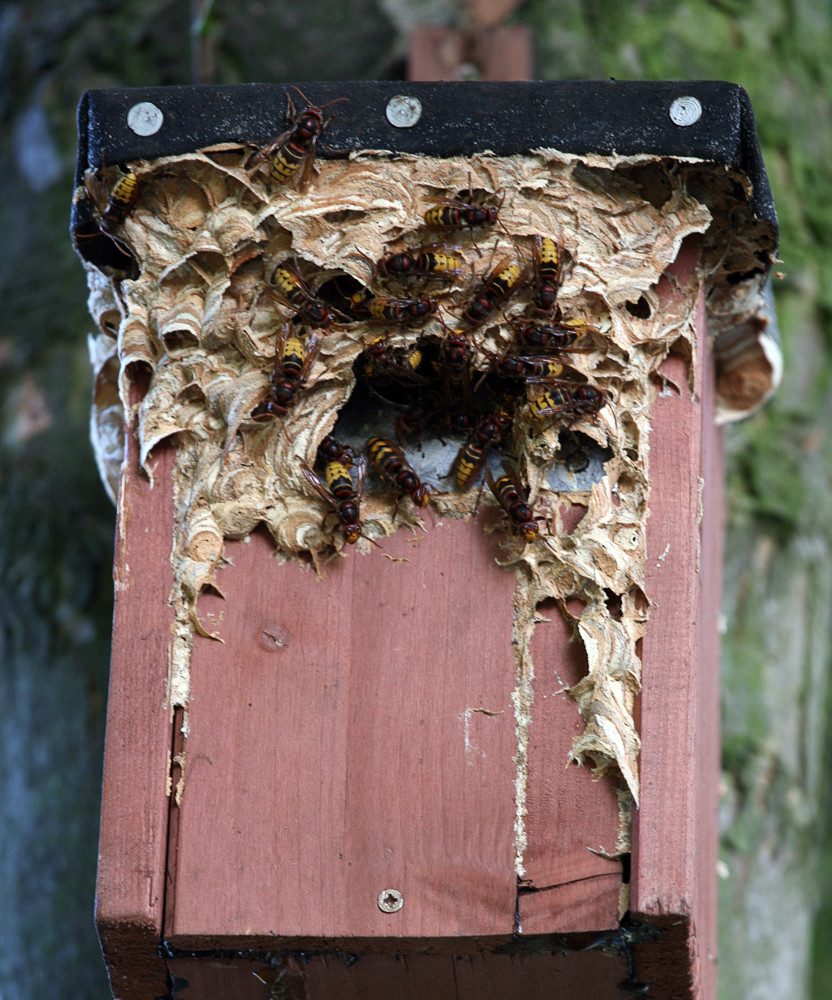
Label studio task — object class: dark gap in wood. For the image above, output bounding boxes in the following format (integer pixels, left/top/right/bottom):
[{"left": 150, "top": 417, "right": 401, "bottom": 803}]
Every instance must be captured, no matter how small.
[
  {"left": 518, "top": 871, "right": 621, "bottom": 894},
  {"left": 513, "top": 876, "right": 523, "bottom": 935},
  {"left": 162, "top": 706, "right": 187, "bottom": 945},
  {"left": 162, "top": 930, "right": 657, "bottom": 962}
]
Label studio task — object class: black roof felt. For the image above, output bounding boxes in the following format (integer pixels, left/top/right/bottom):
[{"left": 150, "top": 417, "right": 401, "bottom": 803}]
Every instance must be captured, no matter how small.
[{"left": 72, "top": 80, "right": 776, "bottom": 239}]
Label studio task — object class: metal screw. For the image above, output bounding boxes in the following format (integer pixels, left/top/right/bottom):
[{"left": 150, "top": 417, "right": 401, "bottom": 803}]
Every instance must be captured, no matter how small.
[
  {"left": 127, "top": 102, "right": 164, "bottom": 136},
  {"left": 377, "top": 888, "right": 404, "bottom": 913},
  {"left": 386, "top": 96, "right": 422, "bottom": 129},
  {"left": 668, "top": 96, "right": 702, "bottom": 127}
]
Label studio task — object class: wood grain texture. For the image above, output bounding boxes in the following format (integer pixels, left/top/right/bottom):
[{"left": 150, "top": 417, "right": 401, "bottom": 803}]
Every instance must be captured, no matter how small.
[
  {"left": 630, "top": 242, "right": 722, "bottom": 999},
  {"left": 517, "top": 872, "right": 622, "bottom": 935},
  {"left": 96, "top": 434, "right": 176, "bottom": 1000},
  {"left": 520, "top": 601, "right": 622, "bottom": 933},
  {"left": 166, "top": 517, "right": 521, "bottom": 946},
  {"left": 96, "top": 241, "right": 723, "bottom": 997},
  {"left": 693, "top": 286, "right": 723, "bottom": 1000}
]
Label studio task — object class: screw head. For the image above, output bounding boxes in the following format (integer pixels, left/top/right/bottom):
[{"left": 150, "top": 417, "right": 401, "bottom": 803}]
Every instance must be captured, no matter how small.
[
  {"left": 377, "top": 888, "right": 404, "bottom": 912},
  {"left": 669, "top": 96, "right": 702, "bottom": 127},
  {"left": 386, "top": 96, "right": 422, "bottom": 129},
  {"left": 127, "top": 102, "right": 164, "bottom": 136}
]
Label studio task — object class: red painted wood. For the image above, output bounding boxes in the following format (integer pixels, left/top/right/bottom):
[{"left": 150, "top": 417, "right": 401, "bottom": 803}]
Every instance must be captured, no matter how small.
[
  {"left": 165, "top": 517, "right": 521, "bottom": 946},
  {"left": 630, "top": 243, "right": 722, "bottom": 999},
  {"left": 518, "top": 872, "right": 621, "bottom": 935},
  {"left": 630, "top": 344, "right": 702, "bottom": 999},
  {"left": 96, "top": 434, "right": 176, "bottom": 1000},
  {"left": 520, "top": 602, "right": 622, "bottom": 933},
  {"left": 95, "top": 238, "right": 724, "bottom": 999},
  {"left": 693, "top": 286, "right": 723, "bottom": 1000},
  {"left": 408, "top": 25, "right": 532, "bottom": 81},
  {"left": 633, "top": 277, "right": 704, "bottom": 918}
]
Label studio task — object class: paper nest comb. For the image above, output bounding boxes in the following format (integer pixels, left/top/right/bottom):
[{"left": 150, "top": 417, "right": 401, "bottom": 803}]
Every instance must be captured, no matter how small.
[{"left": 79, "top": 144, "right": 715, "bottom": 818}]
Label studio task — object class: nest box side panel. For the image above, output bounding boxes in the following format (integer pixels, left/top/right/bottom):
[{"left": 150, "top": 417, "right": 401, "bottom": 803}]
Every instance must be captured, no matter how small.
[
  {"left": 96, "top": 435, "right": 177, "bottom": 1000},
  {"left": 695, "top": 310, "right": 723, "bottom": 1000},
  {"left": 631, "top": 276, "right": 722, "bottom": 999}
]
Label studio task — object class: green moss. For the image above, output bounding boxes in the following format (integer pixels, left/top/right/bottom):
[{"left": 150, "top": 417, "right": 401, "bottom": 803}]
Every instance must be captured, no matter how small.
[
  {"left": 727, "top": 413, "right": 806, "bottom": 535},
  {"left": 524, "top": 0, "right": 832, "bottom": 331}
]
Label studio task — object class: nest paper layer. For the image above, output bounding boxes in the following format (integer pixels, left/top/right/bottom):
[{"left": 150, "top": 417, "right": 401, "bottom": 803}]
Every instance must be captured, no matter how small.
[{"left": 82, "top": 147, "right": 713, "bottom": 838}]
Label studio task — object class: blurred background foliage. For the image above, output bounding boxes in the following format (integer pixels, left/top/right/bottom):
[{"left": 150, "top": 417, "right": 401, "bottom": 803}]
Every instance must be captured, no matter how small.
[{"left": 1, "top": 1, "right": 830, "bottom": 998}]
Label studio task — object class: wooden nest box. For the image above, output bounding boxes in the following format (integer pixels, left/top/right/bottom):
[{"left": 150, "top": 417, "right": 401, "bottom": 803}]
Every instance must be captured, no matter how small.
[{"left": 72, "top": 81, "right": 780, "bottom": 1000}]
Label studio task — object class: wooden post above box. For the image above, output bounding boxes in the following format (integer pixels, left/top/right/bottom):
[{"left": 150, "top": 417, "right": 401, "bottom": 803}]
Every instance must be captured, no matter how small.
[{"left": 73, "top": 82, "right": 780, "bottom": 1000}]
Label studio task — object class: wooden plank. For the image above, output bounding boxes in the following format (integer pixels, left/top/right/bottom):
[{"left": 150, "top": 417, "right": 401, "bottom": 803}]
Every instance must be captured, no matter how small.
[
  {"left": 167, "top": 951, "right": 630, "bottom": 999},
  {"left": 631, "top": 242, "right": 703, "bottom": 915},
  {"left": 165, "top": 516, "right": 521, "bottom": 946},
  {"left": 632, "top": 336, "right": 703, "bottom": 917},
  {"left": 519, "top": 598, "right": 622, "bottom": 933},
  {"left": 469, "top": 26, "right": 532, "bottom": 81},
  {"left": 692, "top": 286, "right": 723, "bottom": 1000},
  {"left": 518, "top": 872, "right": 622, "bottom": 935},
  {"left": 408, "top": 25, "right": 532, "bottom": 81},
  {"left": 630, "top": 241, "right": 721, "bottom": 997},
  {"left": 95, "top": 434, "right": 175, "bottom": 1000}
]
